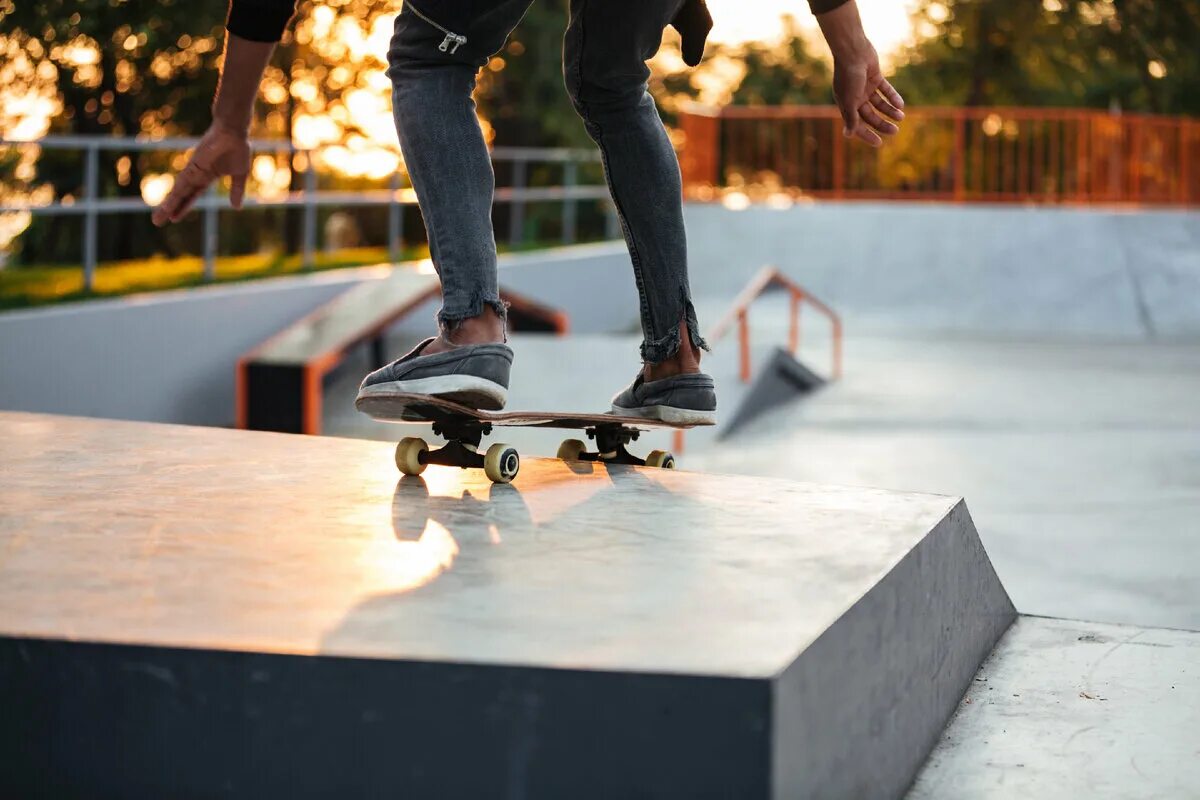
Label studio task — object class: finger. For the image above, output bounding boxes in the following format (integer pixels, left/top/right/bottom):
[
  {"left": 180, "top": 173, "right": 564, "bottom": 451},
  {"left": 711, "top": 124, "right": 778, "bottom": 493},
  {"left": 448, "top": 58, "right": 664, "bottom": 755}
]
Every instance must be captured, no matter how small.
[
  {"left": 152, "top": 180, "right": 192, "bottom": 227},
  {"left": 839, "top": 103, "right": 860, "bottom": 139},
  {"left": 879, "top": 78, "right": 905, "bottom": 110},
  {"left": 229, "top": 172, "right": 248, "bottom": 209},
  {"left": 852, "top": 123, "right": 883, "bottom": 148},
  {"left": 167, "top": 161, "right": 217, "bottom": 222},
  {"left": 858, "top": 103, "right": 899, "bottom": 136},
  {"left": 168, "top": 185, "right": 204, "bottom": 223},
  {"left": 870, "top": 90, "right": 905, "bottom": 122}
]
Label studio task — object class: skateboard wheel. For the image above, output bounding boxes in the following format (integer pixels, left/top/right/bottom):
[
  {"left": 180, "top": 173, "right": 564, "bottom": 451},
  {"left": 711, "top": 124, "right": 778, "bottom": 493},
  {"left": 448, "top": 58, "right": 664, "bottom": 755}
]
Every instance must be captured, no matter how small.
[
  {"left": 645, "top": 450, "right": 676, "bottom": 470},
  {"left": 556, "top": 439, "right": 587, "bottom": 461},
  {"left": 395, "top": 437, "right": 429, "bottom": 476},
  {"left": 484, "top": 443, "right": 520, "bottom": 484}
]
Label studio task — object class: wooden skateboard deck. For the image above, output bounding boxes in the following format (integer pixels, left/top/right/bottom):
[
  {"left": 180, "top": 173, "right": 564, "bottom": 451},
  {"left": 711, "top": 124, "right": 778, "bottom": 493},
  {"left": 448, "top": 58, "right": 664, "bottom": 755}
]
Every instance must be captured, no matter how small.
[
  {"left": 358, "top": 391, "right": 714, "bottom": 484},
  {"left": 358, "top": 391, "right": 708, "bottom": 431}
]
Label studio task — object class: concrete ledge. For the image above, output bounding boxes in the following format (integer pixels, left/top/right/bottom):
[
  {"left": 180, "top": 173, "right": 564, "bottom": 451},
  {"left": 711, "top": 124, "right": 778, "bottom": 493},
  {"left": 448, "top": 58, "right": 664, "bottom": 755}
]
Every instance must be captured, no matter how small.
[{"left": 0, "top": 411, "right": 1014, "bottom": 798}]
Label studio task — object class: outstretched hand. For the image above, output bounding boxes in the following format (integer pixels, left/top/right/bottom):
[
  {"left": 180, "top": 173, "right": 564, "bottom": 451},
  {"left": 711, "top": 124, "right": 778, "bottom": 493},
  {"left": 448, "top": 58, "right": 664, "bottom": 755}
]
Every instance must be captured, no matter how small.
[
  {"left": 151, "top": 121, "right": 251, "bottom": 226},
  {"left": 832, "top": 44, "right": 905, "bottom": 148}
]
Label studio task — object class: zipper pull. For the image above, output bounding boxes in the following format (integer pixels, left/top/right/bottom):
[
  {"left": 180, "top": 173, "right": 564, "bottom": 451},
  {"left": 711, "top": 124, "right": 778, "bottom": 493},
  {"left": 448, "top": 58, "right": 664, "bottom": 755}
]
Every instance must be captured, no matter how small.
[
  {"left": 438, "top": 33, "right": 455, "bottom": 52},
  {"left": 448, "top": 35, "right": 466, "bottom": 54}
]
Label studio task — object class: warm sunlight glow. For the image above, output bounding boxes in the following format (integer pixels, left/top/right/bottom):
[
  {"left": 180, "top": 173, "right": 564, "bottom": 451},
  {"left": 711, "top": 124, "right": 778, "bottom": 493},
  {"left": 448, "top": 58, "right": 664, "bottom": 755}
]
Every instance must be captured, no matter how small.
[
  {"left": 361, "top": 518, "right": 460, "bottom": 594},
  {"left": 140, "top": 173, "right": 173, "bottom": 206},
  {"left": 705, "top": 0, "right": 918, "bottom": 59}
]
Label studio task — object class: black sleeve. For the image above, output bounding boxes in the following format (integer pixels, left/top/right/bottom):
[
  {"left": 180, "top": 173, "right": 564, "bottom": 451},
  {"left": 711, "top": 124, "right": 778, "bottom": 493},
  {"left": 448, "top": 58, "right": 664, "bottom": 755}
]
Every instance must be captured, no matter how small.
[
  {"left": 226, "top": 0, "right": 299, "bottom": 43},
  {"left": 809, "top": 0, "right": 851, "bottom": 14}
]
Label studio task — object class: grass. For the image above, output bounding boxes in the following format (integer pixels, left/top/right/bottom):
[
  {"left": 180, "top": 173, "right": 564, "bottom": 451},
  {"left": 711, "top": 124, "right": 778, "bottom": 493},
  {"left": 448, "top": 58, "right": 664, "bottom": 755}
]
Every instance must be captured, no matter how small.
[
  {"left": 0, "top": 246, "right": 436, "bottom": 311},
  {"left": 0, "top": 237, "right": 583, "bottom": 311}
]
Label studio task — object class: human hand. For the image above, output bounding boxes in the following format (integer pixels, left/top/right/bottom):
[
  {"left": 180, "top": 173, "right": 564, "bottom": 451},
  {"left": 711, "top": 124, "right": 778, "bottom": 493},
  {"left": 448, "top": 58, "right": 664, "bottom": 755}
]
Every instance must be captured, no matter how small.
[
  {"left": 831, "top": 44, "right": 905, "bottom": 147},
  {"left": 151, "top": 120, "right": 251, "bottom": 226},
  {"left": 817, "top": 0, "right": 905, "bottom": 148}
]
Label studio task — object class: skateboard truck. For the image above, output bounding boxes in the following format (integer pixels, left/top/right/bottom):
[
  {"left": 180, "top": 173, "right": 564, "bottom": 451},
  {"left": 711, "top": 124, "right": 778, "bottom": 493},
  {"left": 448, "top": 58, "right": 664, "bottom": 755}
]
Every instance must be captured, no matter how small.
[
  {"left": 396, "top": 418, "right": 521, "bottom": 484},
  {"left": 557, "top": 423, "right": 676, "bottom": 470}
]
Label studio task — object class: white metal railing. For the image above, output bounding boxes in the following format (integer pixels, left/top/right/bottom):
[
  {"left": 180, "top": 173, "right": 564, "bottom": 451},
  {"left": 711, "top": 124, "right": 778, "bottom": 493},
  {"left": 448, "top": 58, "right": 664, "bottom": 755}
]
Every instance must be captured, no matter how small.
[{"left": 0, "top": 136, "right": 617, "bottom": 290}]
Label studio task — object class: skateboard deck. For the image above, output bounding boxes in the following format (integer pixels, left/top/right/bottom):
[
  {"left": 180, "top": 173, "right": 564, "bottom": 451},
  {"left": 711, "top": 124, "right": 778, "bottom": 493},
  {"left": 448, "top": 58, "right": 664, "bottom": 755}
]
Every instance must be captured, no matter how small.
[{"left": 357, "top": 391, "right": 714, "bottom": 484}]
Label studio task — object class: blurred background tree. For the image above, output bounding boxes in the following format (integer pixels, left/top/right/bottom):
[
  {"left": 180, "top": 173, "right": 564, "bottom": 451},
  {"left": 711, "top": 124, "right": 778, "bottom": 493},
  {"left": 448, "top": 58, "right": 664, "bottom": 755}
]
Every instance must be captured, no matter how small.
[
  {"left": 1, "top": 0, "right": 1196, "bottom": 272},
  {"left": 892, "top": 0, "right": 1200, "bottom": 115},
  {"left": 1, "top": 0, "right": 225, "bottom": 264}
]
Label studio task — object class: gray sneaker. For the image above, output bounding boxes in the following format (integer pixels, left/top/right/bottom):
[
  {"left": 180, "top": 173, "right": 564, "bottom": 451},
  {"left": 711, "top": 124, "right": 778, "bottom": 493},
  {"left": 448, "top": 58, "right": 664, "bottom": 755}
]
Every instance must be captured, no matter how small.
[
  {"left": 355, "top": 337, "right": 512, "bottom": 415},
  {"left": 610, "top": 372, "right": 717, "bottom": 425}
]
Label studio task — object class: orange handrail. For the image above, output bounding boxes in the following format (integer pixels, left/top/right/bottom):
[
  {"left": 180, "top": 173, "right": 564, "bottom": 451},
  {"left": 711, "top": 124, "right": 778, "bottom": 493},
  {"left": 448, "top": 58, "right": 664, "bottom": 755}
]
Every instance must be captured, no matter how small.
[
  {"left": 709, "top": 266, "right": 843, "bottom": 383},
  {"left": 672, "top": 266, "right": 841, "bottom": 455}
]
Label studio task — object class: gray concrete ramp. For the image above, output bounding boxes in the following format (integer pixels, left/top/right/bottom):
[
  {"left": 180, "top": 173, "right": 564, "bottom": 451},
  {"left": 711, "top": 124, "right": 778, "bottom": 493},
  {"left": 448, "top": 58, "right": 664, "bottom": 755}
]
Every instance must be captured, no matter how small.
[{"left": 0, "top": 411, "right": 1014, "bottom": 798}]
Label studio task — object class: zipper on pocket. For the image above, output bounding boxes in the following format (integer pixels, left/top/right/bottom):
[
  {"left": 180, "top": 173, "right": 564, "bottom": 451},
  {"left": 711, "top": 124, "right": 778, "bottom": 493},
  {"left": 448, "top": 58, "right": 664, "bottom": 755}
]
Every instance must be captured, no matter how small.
[{"left": 406, "top": 2, "right": 468, "bottom": 54}]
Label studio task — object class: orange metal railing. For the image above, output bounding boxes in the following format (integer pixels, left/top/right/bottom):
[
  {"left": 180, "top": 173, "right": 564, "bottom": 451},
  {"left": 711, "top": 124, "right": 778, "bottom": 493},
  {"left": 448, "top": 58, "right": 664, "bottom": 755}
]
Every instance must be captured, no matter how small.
[
  {"left": 709, "top": 265, "right": 843, "bottom": 383},
  {"left": 679, "top": 105, "right": 1200, "bottom": 207},
  {"left": 673, "top": 266, "right": 841, "bottom": 454}
]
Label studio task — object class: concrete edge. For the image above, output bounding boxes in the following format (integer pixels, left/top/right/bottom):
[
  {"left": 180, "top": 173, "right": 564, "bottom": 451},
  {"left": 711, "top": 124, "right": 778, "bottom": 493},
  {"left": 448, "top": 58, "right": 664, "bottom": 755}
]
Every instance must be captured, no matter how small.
[{"left": 770, "top": 499, "right": 1017, "bottom": 799}]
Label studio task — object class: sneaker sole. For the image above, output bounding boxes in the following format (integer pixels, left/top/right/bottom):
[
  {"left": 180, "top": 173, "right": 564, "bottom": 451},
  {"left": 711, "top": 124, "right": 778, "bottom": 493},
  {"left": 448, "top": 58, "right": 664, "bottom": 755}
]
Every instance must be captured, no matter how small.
[
  {"left": 610, "top": 404, "right": 717, "bottom": 426},
  {"left": 357, "top": 375, "right": 509, "bottom": 419}
]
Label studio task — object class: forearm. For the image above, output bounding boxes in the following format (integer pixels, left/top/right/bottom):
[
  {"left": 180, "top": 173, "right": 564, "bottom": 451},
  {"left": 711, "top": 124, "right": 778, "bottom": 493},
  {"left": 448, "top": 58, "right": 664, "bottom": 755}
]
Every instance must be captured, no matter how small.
[
  {"left": 212, "top": 33, "right": 276, "bottom": 133},
  {"left": 226, "top": 0, "right": 297, "bottom": 43},
  {"left": 809, "top": 0, "right": 851, "bottom": 17},
  {"left": 815, "top": 0, "right": 873, "bottom": 60}
]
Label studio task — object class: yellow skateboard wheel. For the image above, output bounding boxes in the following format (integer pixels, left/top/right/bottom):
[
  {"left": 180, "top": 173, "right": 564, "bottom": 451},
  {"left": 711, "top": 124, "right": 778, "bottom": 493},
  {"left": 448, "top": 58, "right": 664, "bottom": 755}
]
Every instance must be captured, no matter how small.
[
  {"left": 645, "top": 450, "right": 676, "bottom": 470},
  {"left": 556, "top": 439, "right": 587, "bottom": 461},
  {"left": 395, "top": 437, "right": 428, "bottom": 476},
  {"left": 484, "top": 443, "right": 520, "bottom": 484}
]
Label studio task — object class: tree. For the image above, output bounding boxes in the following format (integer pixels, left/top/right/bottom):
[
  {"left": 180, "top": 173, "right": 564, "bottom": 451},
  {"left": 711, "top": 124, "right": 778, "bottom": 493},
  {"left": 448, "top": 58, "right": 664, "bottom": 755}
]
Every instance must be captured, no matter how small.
[
  {"left": 1, "top": 0, "right": 226, "bottom": 264},
  {"left": 893, "top": 0, "right": 1200, "bottom": 115}
]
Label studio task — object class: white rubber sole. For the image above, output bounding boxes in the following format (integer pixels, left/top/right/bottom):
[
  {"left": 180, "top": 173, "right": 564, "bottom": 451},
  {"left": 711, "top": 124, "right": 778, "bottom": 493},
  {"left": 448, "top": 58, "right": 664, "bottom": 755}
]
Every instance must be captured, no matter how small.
[
  {"left": 357, "top": 375, "right": 508, "bottom": 414},
  {"left": 610, "top": 404, "right": 717, "bottom": 426}
]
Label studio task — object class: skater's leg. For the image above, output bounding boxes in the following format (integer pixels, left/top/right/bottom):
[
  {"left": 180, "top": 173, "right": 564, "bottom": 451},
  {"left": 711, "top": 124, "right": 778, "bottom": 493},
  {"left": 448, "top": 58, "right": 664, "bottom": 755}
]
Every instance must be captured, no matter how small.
[
  {"left": 357, "top": 0, "right": 532, "bottom": 412},
  {"left": 564, "top": 0, "right": 717, "bottom": 422},
  {"left": 564, "top": 0, "right": 711, "bottom": 374},
  {"left": 387, "top": 0, "right": 534, "bottom": 351}
]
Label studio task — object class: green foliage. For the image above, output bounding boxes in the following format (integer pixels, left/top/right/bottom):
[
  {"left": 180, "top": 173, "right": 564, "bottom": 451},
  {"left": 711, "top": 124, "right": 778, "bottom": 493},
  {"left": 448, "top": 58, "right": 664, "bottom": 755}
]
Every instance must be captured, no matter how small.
[
  {"left": 476, "top": 0, "right": 592, "bottom": 149},
  {"left": 724, "top": 22, "right": 831, "bottom": 106},
  {"left": 893, "top": 0, "right": 1200, "bottom": 114}
]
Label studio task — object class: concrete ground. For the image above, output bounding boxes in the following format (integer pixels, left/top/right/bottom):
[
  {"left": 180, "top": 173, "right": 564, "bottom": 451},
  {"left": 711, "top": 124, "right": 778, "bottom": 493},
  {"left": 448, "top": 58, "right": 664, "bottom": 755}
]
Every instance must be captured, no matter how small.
[
  {"left": 688, "top": 324, "right": 1200, "bottom": 632},
  {"left": 908, "top": 616, "right": 1200, "bottom": 799},
  {"left": 326, "top": 293, "right": 1200, "bottom": 632}
]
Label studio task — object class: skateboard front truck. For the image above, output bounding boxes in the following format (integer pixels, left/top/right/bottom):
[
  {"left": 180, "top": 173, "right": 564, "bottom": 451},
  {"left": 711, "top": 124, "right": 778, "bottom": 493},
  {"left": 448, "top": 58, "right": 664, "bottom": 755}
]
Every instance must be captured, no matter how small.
[{"left": 394, "top": 419, "right": 521, "bottom": 484}]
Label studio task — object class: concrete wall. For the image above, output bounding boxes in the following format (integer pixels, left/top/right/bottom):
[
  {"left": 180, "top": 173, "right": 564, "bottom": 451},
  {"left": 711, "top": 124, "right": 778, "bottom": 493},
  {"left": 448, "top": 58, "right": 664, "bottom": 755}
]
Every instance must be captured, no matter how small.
[
  {"left": 0, "top": 243, "right": 635, "bottom": 427},
  {"left": 684, "top": 203, "right": 1200, "bottom": 339},
  {"left": 6, "top": 203, "right": 1197, "bottom": 428},
  {"left": 0, "top": 270, "right": 374, "bottom": 427}
]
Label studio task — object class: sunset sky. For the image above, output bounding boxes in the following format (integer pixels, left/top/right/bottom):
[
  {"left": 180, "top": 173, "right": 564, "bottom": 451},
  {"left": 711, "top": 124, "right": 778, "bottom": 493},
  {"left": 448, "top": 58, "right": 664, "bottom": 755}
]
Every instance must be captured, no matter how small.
[{"left": 706, "top": 0, "right": 918, "bottom": 57}]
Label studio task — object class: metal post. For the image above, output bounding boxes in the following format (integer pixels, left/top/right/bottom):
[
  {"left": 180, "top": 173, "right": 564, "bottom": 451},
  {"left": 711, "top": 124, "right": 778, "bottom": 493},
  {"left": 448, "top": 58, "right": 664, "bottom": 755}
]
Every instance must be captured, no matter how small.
[
  {"left": 954, "top": 112, "right": 967, "bottom": 201},
  {"left": 509, "top": 157, "right": 526, "bottom": 246},
  {"left": 605, "top": 201, "right": 620, "bottom": 240},
  {"left": 832, "top": 117, "right": 845, "bottom": 198},
  {"left": 562, "top": 160, "right": 578, "bottom": 245},
  {"left": 302, "top": 152, "right": 317, "bottom": 269},
  {"left": 202, "top": 185, "right": 218, "bottom": 281},
  {"left": 388, "top": 172, "right": 403, "bottom": 263},
  {"left": 738, "top": 310, "right": 751, "bottom": 383},
  {"left": 82, "top": 144, "right": 99, "bottom": 292},
  {"left": 1181, "top": 121, "right": 1192, "bottom": 205},
  {"left": 788, "top": 291, "right": 802, "bottom": 355}
]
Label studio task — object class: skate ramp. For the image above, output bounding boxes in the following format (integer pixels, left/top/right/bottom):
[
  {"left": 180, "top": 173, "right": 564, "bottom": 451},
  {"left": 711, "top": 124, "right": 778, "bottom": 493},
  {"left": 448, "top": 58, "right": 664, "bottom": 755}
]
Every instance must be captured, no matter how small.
[
  {"left": 685, "top": 203, "right": 1200, "bottom": 339},
  {"left": 0, "top": 411, "right": 1014, "bottom": 798}
]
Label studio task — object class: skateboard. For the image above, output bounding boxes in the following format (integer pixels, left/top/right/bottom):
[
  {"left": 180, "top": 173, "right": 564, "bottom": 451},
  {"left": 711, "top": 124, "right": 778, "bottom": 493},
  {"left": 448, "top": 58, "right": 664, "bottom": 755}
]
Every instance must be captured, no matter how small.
[{"left": 357, "top": 392, "right": 712, "bottom": 484}]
